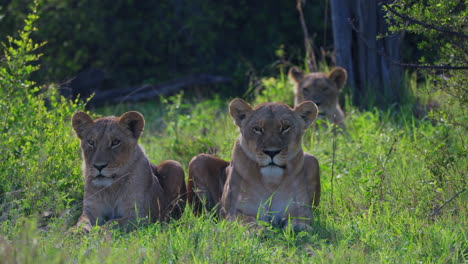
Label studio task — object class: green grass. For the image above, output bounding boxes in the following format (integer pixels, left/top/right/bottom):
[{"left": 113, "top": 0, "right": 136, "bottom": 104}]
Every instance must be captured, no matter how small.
[
  {"left": 1, "top": 9, "right": 467, "bottom": 263},
  {"left": 2, "top": 76, "right": 466, "bottom": 263}
]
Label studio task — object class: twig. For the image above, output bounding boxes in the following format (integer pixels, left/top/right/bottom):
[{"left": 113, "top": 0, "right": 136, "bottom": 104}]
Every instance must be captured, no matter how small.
[
  {"left": 296, "top": 0, "right": 317, "bottom": 72},
  {"left": 385, "top": 60, "right": 468, "bottom": 70},
  {"left": 381, "top": 1, "right": 468, "bottom": 39},
  {"left": 323, "top": 0, "right": 329, "bottom": 48},
  {"left": 429, "top": 188, "right": 466, "bottom": 217},
  {"left": 0, "top": 189, "right": 26, "bottom": 199},
  {"left": 383, "top": 136, "right": 398, "bottom": 166},
  {"left": 348, "top": 18, "right": 468, "bottom": 70},
  {"left": 330, "top": 123, "right": 337, "bottom": 207},
  {"left": 377, "top": 136, "right": 399, "bottom": 199}
]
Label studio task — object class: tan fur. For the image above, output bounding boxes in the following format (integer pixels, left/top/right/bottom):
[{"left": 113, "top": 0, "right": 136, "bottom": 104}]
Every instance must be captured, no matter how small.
[
  {"left": 289, "top": 67, "right": 347, "bottom": 128},
  {"left": 188, "top": 99, "right": 320, "bottom": 231},
  {"left": 72, "top": 111, "right": 185, "bottom": 232}
]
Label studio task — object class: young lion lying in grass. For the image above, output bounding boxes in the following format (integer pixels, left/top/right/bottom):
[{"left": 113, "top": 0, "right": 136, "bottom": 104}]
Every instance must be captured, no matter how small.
[
  {"left": 188, "top": 99, "right": 320, "bottom": 232},
  {"left": 72, "top": 111, "right": 185, "bottom": 232}
]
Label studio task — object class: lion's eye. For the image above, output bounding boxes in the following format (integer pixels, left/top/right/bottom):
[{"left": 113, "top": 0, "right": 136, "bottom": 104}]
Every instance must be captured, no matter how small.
[
  {"left": 111, "top": 139, "right": 121, "bottom": 147},
  {"left": 252, "top": 127, "right": 263, "bottom": 135},
  {"left": 87, "top": 140, "right": 95, "bottom": 147},
  {"left": 281, "top": 125, "right": 291, "bottom": 134}
]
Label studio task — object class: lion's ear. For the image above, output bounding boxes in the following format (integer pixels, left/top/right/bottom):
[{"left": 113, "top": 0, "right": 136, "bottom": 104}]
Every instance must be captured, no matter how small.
[
  {"left": 328, "top": 67, "right": 347, "bottom": 92},
  {"left": 294, "top": 101, "right": 318, "bottom": 129},
  {"left": 288, "top": 67, "right": 304, "bottom": 84},
  {"left": 229, "top": 98, "right": 253, "bottom": 128},
  {"left": 119, "top": 111, "right": 145, "bottom": 139},
  {"left": 72, "top": 111, "right": 94, "bottom": 139}
]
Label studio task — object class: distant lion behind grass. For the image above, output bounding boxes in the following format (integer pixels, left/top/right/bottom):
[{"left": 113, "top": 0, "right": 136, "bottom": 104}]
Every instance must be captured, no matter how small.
[{"left": 289, "top": 67, "right": 347, "bottom": 128}]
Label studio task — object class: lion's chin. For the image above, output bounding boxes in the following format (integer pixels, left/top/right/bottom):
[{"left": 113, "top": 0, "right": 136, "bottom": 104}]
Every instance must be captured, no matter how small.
[
  {"left": 260, "top": 165, "right": 284, "bottom": 186},
  {"left": 91, "top": 176, "right": 115, "bottom": 188}
]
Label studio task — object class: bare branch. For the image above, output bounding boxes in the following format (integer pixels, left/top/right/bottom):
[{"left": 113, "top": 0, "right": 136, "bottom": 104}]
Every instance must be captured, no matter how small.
[
  {"left": 383, "top": 59, "right": 468, "bottom": 70},
  {"left": 296, "top": 0, "right": 318, "bottom": 72},
  {"left": 429, "top": 188, "right": 466, "bottom": 217},
  {"left": 381, "top": 1, "right": 468, "bottom": 39},
  {"left": 330, "top": 122, "right": 337, "bottom": 207}
]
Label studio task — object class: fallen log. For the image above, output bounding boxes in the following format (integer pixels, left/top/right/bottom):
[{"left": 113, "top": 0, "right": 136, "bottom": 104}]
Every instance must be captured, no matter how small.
[{"left": 88, "top": 74, "right": 231, "bottom": 106}]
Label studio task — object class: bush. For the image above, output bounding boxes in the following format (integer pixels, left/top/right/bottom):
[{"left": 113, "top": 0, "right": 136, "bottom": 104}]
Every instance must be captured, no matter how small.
[
  {"left": 0, "top": 3, "right": 85, "bottom": 226},
  {"left": 385, "top": 0, "right": 468, "bottom": 125}
]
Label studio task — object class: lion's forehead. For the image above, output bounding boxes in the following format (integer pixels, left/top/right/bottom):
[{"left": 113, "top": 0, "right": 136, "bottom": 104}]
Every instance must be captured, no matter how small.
[
  {"left": 87, "top": 120, "right": 127, "bottom": 141},
  {"left": 253, "top": 103, "right": 292, "bottom": 115},
  {"left": 301, "top": 76, "right": 335, "bottom": 91},
  {"left": 248, "top": 105, "right": 295, "bottom": 127},
  {"left": 249, "top": 118, "right": 290, "bottom": 128}
]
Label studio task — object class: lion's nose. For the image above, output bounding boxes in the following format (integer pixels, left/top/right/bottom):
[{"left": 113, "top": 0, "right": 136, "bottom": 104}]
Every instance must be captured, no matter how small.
[
  {"left": 264, "top": 150, "right": 280, "bottom": 159},
  {"left": 93, "top": 163, "right": 108, "bottom": 171}
]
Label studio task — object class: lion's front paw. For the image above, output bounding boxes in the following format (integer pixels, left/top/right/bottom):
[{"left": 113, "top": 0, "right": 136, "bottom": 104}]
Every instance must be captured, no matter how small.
[{"left": 72, "top": 222, "right": 92, "bottom": 234}]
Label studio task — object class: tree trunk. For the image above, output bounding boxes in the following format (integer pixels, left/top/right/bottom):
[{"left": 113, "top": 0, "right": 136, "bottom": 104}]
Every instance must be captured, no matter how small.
[
  {"left": 330, "top": 0, "right": 355, "bottom": 88},
  {"left": 330, "top": 0, "right": 403, "bottom": 108}
]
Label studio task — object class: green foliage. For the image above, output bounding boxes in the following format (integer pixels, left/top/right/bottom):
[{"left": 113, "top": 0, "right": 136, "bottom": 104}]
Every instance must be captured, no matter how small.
[
  {"left": 0, "top": 0, "right": 330, "bottom": 91},
  {"left": 254, "top": 71, "right": 294, "bottom": 106},
  {"left": 150, "top": 93, "right": 235, "bottom": 166},
  {"left": 0, "top": 2, "right": 85, "bottom": 224},
  {"left": 0, "top": 4, "right": 466, "bottom": 262},
  {"left": 385, "top": 0, "right": 468, "bottom": 116},
  {"left": 386, "top": 0, "right": 466, "bottom": 65}
]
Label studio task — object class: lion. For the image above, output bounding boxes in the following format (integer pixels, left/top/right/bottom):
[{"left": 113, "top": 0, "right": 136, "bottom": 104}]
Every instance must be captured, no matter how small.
[
  {"left": 72, "top": 111, "right": 186, "bottom": 232},
  {"left": 289, "top": 67, "right": 347, "bottom": 128},
  {"left": 187, "top": 99, "right": 320, "bottom": 231}
]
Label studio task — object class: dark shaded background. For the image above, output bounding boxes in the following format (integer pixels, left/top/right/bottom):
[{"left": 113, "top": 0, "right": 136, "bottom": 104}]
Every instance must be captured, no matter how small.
[{"left": 0, "top": 0, "right": 331, "bottom": 97}]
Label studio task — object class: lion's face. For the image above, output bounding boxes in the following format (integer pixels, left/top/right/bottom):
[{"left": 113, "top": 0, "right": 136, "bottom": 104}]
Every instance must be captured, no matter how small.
[
  {"left": 72, "top": 111, "right": 145, "bottom": 187},
  {"left": 289, "top": 67, "right": 347, "bottom": 116},
  {"left": 229, "top": 99, "right": 318, "bottom": 179}
]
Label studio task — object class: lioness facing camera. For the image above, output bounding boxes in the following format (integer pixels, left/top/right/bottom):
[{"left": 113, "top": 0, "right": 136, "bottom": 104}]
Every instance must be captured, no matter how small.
[
  {"left": 289, "top": 67, "right": 347, "bottom": 128},
  {"left": 72, "top": 111, "right": 185, "bottom": 232},
  {"left": 188, "top": 99, "right": 320, "bottom": 232}
]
